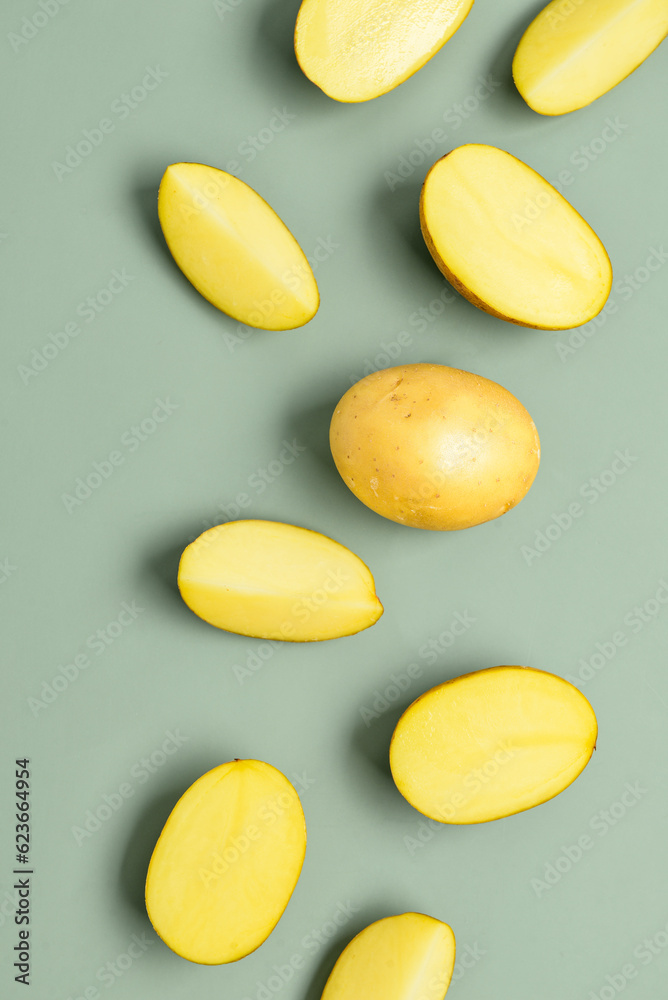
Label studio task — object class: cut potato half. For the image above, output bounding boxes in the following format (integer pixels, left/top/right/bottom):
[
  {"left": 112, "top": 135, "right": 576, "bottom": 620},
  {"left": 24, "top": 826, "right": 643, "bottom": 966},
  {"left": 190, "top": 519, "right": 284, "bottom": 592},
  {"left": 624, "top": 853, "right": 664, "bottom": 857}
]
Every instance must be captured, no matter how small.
[
  {"left": 158, "top": 162, "right": 319, "bottom": 329},
  {"left": 145, "top": 760, "right": 306, "bottom": 964},
  {"left": 390, "top": 666, "right": 597, "bottom": 823},
  {"left": 513, "top": 0, "right": 668, "bottom": 116},
  {"left": 420, "top": 144, "right": 612, "bottom": 329},
  {"left": 321, "top": 913, "right": 456, "bottom": 1000},
  {"left": 178, "top": 520, "right": 383, "bottom": 641},
  {"left": 294, "top": 0, "right": 474, "bottom": 102}
]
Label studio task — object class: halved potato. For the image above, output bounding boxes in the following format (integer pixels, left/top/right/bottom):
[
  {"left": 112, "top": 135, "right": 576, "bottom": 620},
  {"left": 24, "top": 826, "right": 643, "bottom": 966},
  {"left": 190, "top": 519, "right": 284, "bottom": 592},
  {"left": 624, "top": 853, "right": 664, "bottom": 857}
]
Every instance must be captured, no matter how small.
[
  {"left": 390, "top": 666, "right": 597, "bottom": 823},
  {"left": 158, "top": 162, "right": 319, "bottom": 329},
  {"left": 178, "top": 520, "right": 383, "bottom": 641},
  {"left": 321, "top": 913, "right": 456, "bottom": 1000},
  {"left": 513, "top": 0, "right": 668, "bottom": 116},
  {"left": 145, "top": 760, "right": 306, "bottom": 964},
  {"left": 294, "top": 0, "right": 474, "bottom": 102},
  {"left": 420, "top": 144, "right": 612, "bottom": 329}
]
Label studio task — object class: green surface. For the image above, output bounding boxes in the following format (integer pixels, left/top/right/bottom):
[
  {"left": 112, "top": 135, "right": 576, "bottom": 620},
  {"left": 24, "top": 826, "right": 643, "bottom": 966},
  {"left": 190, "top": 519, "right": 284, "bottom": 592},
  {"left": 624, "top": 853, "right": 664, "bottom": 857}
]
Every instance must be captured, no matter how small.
[{"left": 2, "top": 1, "right": 667, "bottom": 998}]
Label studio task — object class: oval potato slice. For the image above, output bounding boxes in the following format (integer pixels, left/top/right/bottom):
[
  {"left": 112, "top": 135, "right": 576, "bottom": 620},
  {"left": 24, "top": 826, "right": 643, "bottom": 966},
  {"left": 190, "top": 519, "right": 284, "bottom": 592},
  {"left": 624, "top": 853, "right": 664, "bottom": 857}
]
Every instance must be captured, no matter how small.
[
  {"left": 420, "top": 144, "right": 612, "bottom": 329},
  {"left": 330, "top": 363, "right": 540, "bottom": 531},
  {"left": 145, "top": 760, "right": 306, "bottom": 964},
  {"left": 390, "top": 666, "right": 597, "bottom": 823},
  {"left": 178, "top": 520, "right": 383, "bottom": 641},
  {"left": 158, "top": 163, "right": 319, "bottom": 329},
  {"left": 513, "top": 0, "right": 668, "bottom": 116},
  {"left": 321, "top": 913, "right": 456, "bottom": 1000},
  {"left": 294, "top": 0, "right": 474, "bottom": 102}
]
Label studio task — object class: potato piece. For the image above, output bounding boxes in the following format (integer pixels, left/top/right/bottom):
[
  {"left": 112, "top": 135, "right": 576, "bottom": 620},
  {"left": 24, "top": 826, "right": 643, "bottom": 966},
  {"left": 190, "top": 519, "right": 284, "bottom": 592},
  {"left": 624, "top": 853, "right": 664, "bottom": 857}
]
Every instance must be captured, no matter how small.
[
  {"left": 294, "top": 0, "right": 473, "bottom": 102},
  {"left": 513, "top": 0, "right": 668, "bottom": 116},
  {"left": 178, "top": 520, "right": 383, "bottom": 641},
  {"left": 420, "top": 144, "right": 612, "bottom": 329},
  {"left": 145, "top": 760, "right": 306, "bottom": 964},
  {"left": 158, "top": 163, "right": 319, "bottom": 329},
  {"left": 390, "top": 667, "right": 597, "bottom": 824},
  {"left": 321, "top": 913, "right": 456, "bottom": 1000},
  {"left": 329, "top": 363, "right": 540, "bottom": 531}
]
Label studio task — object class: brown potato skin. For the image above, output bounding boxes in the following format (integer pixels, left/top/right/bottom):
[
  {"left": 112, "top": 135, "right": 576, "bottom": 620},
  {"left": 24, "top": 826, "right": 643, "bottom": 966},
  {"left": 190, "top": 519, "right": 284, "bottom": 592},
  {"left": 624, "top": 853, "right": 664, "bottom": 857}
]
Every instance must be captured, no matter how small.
[{"left": 330, "top": 364, "right": 540, "bottom": 530}]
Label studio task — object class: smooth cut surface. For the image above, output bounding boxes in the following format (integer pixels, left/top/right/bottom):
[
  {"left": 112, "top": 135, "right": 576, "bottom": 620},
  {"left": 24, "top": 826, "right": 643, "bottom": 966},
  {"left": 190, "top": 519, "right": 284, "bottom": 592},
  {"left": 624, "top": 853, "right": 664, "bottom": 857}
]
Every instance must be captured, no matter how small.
[
  {"left": 294, "top": 0, "right": 474, "bottom": 102},
  {"left": 390, "top": 666, "right": 598, "bottom": 824},
  {"left": 145, "top": 760, "right": 306, "bottom": 964},
  {"left": 420, "top": 144, "right": 612, "bottom": 329},
  {"left": 330, "top": 364, "right": 540, "bottom": 530},
  {"left": 178, "top": 520, "right": 383, "bottom": 641},
  {"left": 158, "top": 162, "right": 319, "bottom": 329},
  {"left": 513, "top": 0, "right": 668, "bottom": 115},
  {"left": 321, "top": 913, "right": 456, "bottom": 1000}
]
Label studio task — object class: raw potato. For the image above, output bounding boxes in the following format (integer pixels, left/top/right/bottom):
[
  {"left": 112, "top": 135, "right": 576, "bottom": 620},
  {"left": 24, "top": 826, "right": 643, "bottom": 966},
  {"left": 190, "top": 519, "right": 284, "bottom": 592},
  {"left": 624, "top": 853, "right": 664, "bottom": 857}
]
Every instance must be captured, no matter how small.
[
  {"left": 178, "top": 520, "right": 383, "bottom": 641},
  {"left": 145, "top": 760, "right": 306, "bottom": 964},
  {"left": 390, "top": 666, "right": 598, "bottom": 824},
  {"left": 420, "top": 144, "right": 612, "bottom": 329},
  {"left": 321, "top": 913, "right": 456, "bottom": 1000},
  {"left": 294, "top": 0, "right": 473, "bottom": 102},
  {"left": 513, "top": 0, "right": 668, "bottom": 116},
  {"left": 329, "top": 363, "right": 540, "bottom": 530},
  {"left": 158, "top": 162, "right": 319, "bottom": 329}
]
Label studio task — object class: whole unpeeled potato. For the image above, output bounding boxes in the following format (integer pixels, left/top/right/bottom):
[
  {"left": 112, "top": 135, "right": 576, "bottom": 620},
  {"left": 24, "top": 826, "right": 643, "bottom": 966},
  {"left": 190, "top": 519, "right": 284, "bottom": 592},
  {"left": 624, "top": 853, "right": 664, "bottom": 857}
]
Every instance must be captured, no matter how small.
[{"left": 330, "top": 364, "right": 540, "bottom": 530}]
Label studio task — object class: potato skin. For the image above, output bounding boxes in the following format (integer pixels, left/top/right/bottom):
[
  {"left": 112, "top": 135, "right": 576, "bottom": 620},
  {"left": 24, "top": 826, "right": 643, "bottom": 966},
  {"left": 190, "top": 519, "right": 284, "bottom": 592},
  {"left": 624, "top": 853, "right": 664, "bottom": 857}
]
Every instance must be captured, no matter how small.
[{"left": 329, "top": 364, "right": 540, "bottom": 530}]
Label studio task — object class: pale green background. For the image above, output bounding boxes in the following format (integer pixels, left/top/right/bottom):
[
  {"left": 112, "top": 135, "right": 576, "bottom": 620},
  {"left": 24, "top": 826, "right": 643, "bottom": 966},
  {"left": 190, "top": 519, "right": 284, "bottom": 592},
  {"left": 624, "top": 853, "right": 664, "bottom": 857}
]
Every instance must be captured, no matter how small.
[{"left": 2, "top": 1, "right": 668, "bottom": 997}]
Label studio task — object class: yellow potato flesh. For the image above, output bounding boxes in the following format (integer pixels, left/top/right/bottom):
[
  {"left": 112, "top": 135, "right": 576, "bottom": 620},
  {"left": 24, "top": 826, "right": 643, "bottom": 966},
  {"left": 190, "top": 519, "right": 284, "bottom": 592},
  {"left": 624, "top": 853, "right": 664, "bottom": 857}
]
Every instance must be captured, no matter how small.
[
  {"left": 513, "top": 0, "right": 668, "bottom": 116},
  {"left": 390, "top": 666, "right": 597, "bottom": 824},
  {"left": 420, "top": 144, "right": 612, "bottom": 329},
  {"left": 158, "top": 163, "right": 319, "bottom": 329},
  {"left": 178, "top": 520, "right": 383, "bottom": 641},
  {"left": 294, "top": 0, "right": 474, "bottom": 102},
  {"left": 321, "top": 913, "right": 456, "bottom": 1000},
  {"left": 329, "top": 364, "right": 540, "bottom": 530},
  {"left": 145, "top": 760, "right": 306, "bottom": 964}
]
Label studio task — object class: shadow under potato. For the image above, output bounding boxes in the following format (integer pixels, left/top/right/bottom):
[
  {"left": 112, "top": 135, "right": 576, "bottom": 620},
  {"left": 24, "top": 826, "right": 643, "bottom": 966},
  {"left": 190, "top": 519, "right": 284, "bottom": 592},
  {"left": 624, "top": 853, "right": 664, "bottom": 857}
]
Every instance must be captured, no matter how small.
[
  {"left": 255, "top": 0, "right": 333, "bottom": 110},
  {"left": 117, "top": 756, "right": 222, "bottom": 923},
  {"left": 299, "top": 907, "right": 389, "bottom": 1000},
  {"left": 371, "top": 177, "right": 439, "bottom": 277},
  {"left": 488, "top": 1, "right": 547, "bottom": 119}
]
